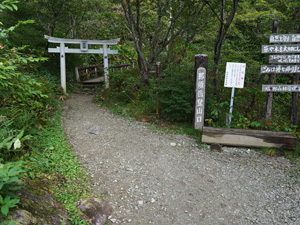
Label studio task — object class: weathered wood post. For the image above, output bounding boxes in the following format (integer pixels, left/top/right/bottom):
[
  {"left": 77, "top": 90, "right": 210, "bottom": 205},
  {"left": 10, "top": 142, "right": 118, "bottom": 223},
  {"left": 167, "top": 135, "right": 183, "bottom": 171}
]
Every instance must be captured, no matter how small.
[
  {"left": 156, "top": 62, "right": 161, "bottom": 115},
  {"left": 291, "top": 25, "right": 300, "bottom": 125},
  {"left": 194, "top": 54, "right": 208, "bottom": 129},
  {"left": 265, "top": 20, "right": 278, "bottom": 120}
]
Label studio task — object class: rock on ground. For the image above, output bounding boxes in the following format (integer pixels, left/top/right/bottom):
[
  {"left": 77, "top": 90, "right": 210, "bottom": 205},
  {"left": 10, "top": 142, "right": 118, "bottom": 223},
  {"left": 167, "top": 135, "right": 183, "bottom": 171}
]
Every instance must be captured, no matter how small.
[{"left": 62, "top": 94, "right": 300, "bottom": 225}]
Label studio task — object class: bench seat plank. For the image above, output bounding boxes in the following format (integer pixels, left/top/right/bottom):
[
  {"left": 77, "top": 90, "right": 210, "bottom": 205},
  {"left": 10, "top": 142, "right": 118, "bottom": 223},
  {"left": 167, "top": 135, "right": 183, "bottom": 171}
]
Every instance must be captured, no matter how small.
[{"left": 202, "top": 127, "right": 297, "bottom": 149}]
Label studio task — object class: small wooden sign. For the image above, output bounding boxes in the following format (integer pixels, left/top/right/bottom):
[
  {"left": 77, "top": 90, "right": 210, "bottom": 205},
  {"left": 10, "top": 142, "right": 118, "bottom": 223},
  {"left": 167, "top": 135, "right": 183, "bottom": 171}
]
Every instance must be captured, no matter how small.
[
  {"left": 194, "top": 67, "right": 206, "bottom": 130},
  {"left": 270, "top": 34, "right": 300, "bottom": 43},
  {"left": 262, "top": 85, "right": 300, "bottom": 92},
  {"left": 269, "top": 55, "right": 300, "bottom": 63},
  {"left": 261, "top": 65, "right": 300, "bottom": 74},
  {"left": 262, "top": 44, "right": 300, "bottom": 53}
]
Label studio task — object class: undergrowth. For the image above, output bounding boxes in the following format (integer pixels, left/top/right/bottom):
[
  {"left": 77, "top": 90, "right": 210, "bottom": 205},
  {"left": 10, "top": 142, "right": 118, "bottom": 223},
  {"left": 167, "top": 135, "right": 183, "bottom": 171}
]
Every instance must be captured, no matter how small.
[{"left": 24, "top": 108, "right": 95, "bottom": 224}]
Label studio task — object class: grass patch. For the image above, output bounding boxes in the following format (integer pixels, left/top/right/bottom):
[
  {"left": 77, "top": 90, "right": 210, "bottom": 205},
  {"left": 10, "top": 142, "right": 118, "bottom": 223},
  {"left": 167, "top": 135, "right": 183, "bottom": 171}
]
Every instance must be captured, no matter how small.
[{"left": 24, "top": 106, "right": 96, "bottom": 224}]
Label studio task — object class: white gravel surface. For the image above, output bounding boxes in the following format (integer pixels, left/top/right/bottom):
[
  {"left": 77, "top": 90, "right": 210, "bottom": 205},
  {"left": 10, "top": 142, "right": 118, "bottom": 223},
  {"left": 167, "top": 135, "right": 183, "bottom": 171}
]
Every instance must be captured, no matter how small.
[{"left": 62, "top": 94, "right": 300, "bottom": 225}]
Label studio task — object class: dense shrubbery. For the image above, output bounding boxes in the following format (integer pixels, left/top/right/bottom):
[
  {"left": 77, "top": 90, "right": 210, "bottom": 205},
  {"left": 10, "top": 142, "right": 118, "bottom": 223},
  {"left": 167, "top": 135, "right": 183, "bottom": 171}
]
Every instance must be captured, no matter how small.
[
  {"left": 0, "top": 2, "right": 64, "bottom": 220},
  {"left": 158, "top": 66, "right": 195, "bottom": 122}
]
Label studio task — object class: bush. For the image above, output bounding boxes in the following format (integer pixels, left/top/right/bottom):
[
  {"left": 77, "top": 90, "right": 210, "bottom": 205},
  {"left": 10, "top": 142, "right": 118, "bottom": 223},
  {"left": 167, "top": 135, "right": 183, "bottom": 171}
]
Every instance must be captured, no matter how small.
[{"left": 158, "top": 65, "right": 195, "bottom": 122}]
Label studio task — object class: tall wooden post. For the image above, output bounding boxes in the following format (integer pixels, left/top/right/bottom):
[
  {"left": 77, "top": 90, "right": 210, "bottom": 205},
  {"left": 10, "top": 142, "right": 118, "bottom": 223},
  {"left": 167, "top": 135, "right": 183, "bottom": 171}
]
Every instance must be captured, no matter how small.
[
  {"left": 265, "top": 20, "right": 278, "bottom": 119},
  {"left": 155, "top": 62, "right": 161, "bottom": 115},
  {"left": 60, "top": 43, "right": 66, "bottom": 93},
  {"left": 291, "top": 25, "right": 300, "bottom": 125},
  {"left": 194, "top": 54, "right": 208, "bottom": 129}
]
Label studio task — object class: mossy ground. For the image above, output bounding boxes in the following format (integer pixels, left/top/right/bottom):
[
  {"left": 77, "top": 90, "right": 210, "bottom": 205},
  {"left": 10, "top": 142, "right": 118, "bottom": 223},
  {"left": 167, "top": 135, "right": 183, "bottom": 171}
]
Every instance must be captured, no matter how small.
[{"left": 23, "top": 104, "right": 98, "bottom": 224}]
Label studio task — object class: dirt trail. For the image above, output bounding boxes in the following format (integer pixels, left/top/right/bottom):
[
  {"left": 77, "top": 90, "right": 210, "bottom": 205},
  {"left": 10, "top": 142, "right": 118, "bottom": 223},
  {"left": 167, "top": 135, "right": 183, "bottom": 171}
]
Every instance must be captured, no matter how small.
[{"left": 62, "top": 94, "right": 299, "bottom": 225}]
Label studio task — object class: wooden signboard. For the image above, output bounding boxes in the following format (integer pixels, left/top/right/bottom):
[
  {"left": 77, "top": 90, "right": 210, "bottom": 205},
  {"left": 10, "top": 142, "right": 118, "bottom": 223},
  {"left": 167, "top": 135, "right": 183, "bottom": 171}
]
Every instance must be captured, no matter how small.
[
  {"left": 270, "top": 34, "right": 300, "bottom": 43},
  {"left": 262, "top": 85, "right": 300, "bottom": 92},
  {"left": 261, "top": 22, "right": 300, "bottom": 125},
  {"left": 262, "top": 44, "right": 300, "bottom": 54},
  {"left": 261, "top": 65, "right": 300, "bottom": 74},
  {"left": 269, "top": 55, "right": 300, "bottom": 64},
  {"left": 194, "top": 67, "right": 206, "bottom": 129}
]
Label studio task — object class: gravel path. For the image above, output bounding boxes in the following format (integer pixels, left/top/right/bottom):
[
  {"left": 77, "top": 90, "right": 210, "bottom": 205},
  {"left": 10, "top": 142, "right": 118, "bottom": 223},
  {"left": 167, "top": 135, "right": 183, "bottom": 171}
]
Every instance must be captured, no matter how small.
[{"left": 62, "top": 94, "right": 300, "bottom": 225}]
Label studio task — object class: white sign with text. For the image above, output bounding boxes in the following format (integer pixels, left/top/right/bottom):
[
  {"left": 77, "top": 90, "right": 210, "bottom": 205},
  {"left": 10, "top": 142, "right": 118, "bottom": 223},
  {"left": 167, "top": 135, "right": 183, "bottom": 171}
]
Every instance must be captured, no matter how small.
[{"left": 224, "top": 62, "right": 246, "bottom": 88}]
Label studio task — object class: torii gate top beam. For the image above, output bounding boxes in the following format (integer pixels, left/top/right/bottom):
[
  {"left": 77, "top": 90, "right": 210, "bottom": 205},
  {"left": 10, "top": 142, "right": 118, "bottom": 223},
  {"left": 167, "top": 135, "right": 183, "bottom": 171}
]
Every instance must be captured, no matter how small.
[{"left": 44, "top": 35, "right": 120, "bottom": 45}]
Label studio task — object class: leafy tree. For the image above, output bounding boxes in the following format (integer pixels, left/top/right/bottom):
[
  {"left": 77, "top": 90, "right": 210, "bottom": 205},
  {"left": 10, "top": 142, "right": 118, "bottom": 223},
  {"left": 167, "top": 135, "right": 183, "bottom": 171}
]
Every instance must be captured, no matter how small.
[{"left": 120, "top": 0, "right": 212, "bottom": 83}]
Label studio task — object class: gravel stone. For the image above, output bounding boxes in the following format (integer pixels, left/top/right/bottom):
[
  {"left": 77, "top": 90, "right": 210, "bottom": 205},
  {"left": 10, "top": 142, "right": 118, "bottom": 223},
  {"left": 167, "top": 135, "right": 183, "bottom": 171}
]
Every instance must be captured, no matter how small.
[{"left": 62, "top": 94, "right": 300, "bottom": 225}]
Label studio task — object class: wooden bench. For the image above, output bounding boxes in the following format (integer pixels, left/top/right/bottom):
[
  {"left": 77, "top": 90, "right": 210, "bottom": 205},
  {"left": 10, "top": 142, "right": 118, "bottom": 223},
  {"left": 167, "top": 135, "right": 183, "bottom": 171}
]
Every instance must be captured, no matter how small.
[{"left": 201, "top": 127, "right": 297, "bottom": 149}]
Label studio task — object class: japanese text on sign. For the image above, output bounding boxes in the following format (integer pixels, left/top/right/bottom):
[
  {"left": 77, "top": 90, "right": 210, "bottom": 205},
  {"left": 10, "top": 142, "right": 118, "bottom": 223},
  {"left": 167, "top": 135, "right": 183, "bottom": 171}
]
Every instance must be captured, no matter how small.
[
  {"left": 270, "top": 34, "right": 300, "bottom": 43},
  {"left": 261, "top": 65, "right": 300, "bottom": 74},
  {"left": 262, "top": 45, "right": 300, "bottom": 53},
  {"left": 269, "top": 55, "right": 300, "bottom": 64},
  {"left": 194, "top": 67, "right": 206, "bottom": 129},
  {"left": 224, "top": 62, "right": 246, "bottom": 88},
  {"left": 262, "top": 85, "right": 300, "bottom": 92}
]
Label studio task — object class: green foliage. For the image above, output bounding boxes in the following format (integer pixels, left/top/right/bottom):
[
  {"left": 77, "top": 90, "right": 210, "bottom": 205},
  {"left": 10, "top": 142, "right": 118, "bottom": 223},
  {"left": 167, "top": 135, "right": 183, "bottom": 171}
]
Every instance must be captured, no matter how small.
[
  {"left": 158, "top": 65, "right": 194, "bottom": 122},
  {"left": 101, "top": 68, "right": 157, "bottom": 118},
  {"left": 0, "top": 0, "right": 18, "bottom": 13},
  {"left": 26, "top": 112, "right": 93, "bottom": 224},
  {"left": 0, "top": 129, "right": 31, "bottom": 161},
  {"left": 0, "top": 161, "right": 26, "bottom": 218}
]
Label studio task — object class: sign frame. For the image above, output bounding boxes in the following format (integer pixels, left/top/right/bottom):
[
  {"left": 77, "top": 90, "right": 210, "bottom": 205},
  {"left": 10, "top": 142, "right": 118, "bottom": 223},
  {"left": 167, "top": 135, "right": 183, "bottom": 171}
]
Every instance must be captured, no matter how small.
[{"left": 224, "top": 62, "right": 246, "bottom": 89}]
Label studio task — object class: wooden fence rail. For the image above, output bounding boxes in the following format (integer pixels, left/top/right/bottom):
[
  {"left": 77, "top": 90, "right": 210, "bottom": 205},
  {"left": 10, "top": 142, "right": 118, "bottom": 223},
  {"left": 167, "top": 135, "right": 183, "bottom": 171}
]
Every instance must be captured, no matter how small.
[{"left": 75, "top": 63, "right": 134, "bottom": 84}]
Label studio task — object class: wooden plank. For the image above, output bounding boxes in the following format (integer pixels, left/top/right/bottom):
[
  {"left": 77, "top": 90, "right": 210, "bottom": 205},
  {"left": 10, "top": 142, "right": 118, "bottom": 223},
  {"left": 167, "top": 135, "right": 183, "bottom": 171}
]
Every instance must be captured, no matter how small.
[
  {"left": 262, "top": 85, "right": 300, "bottom": 92},
  {"left": 262, "top": 44, "right": 300, "bottom": 53},
  {"left": 261, "top": 65, "right": 300, "bottom": 74},
  {"left": 77, "top": 64, "right": 104, "bottom": 70},
  {"left": 270, "top": 34, "right": 300, "bottom": 43},
  {"left": 269, "top": 55, "right": 300, "bottom": 63},
  {"left": 79, "top": 70, "right": 104, "bottom": 77},
  {"left": 79, "top": 77, "right": 105, "bottom": 83},
  {"left": 201, "top": 127, "right": 297, "bottom": 149},
  {"left": 48, "top": 47, "right": 118, "bottom": 54}
]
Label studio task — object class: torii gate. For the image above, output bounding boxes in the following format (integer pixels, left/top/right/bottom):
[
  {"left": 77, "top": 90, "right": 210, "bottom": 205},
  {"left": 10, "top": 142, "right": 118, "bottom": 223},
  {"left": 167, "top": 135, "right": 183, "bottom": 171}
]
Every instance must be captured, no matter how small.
[{"left": 45, "top": 35, "right": 120, "bottom": 92}]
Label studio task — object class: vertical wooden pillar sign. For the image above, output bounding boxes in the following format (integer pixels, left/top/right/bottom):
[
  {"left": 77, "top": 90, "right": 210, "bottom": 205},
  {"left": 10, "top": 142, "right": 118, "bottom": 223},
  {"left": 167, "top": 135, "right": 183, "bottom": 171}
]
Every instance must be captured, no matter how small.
[
  {"left": 194, "top": 54, "right": 208, "bottom": 130},
  {"left": 194, "top": 67, "right": 207, "bottom": 129}
]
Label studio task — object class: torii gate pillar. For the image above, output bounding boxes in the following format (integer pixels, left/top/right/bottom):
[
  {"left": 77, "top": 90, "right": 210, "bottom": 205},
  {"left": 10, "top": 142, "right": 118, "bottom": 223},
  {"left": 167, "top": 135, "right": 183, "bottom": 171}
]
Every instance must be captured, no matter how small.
[
  {"left": 60, "top": 43, "right": 66, "bottom": 92},
  {"left": 45, "top": 35, "right": 120, "bottom": 93}
]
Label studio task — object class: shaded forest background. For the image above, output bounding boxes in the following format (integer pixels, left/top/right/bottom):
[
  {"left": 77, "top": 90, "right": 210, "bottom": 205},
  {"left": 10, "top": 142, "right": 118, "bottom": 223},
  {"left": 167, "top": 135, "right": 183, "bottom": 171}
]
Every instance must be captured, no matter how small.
[
  {"left": 2, "top": 0, "right": 300, "bottom": 129},
  {"left": 1, "top": 0, "right": 300, "bottom": 222}
]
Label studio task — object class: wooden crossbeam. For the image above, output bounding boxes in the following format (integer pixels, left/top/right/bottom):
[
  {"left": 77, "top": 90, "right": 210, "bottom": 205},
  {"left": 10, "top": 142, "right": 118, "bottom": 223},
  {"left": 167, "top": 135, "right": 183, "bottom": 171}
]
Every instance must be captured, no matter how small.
[
  {"left": 201, "top": 127, "right": 297, "bottom": 149},
  {"left": 45, "top": 35, "right": 120, "bottom": 45}
]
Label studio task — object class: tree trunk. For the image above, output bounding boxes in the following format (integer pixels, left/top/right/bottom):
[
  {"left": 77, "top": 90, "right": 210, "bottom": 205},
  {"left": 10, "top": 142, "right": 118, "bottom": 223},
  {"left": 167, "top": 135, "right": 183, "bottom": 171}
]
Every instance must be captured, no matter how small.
[{"left": 211, "top": 0, "right": 239, "bottom": 95}]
